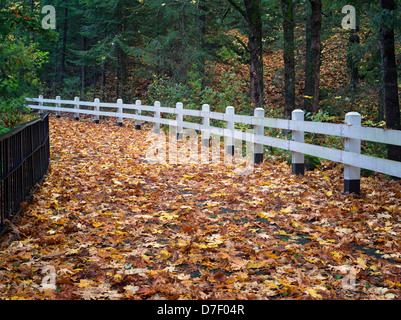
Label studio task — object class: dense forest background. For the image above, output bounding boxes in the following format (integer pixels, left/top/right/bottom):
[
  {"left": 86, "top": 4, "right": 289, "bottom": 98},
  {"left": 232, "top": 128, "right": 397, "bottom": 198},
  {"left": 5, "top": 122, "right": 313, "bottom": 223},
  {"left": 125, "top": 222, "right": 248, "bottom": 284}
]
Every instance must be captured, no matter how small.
[{"left": 1, "top": 0, "right": 401, "bottom": 162}]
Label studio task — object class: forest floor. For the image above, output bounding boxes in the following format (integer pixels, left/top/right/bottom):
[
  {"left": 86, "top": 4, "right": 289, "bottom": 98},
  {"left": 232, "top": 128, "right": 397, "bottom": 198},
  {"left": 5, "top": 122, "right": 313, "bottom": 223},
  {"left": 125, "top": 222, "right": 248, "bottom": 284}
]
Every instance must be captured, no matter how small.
[{"left": 0, "top": 116, "right": 400, "bottom": 300}]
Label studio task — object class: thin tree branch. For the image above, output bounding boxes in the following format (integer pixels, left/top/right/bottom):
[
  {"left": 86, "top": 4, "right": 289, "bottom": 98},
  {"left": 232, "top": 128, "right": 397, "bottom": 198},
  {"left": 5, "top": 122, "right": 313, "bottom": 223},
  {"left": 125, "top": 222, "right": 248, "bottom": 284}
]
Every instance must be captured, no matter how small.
[{"left": 226, "top": 0, "right": 248, "bottom": 22}]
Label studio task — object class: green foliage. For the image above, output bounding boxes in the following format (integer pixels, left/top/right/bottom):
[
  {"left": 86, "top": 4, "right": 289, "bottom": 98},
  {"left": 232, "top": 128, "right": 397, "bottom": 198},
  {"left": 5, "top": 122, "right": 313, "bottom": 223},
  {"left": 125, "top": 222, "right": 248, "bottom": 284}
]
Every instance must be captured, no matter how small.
[
  {"left": 0, "top": 2, "right": 49, "bottom": 99},
  {"left": 59, "top": 77, "right": 81, "bottom": 100},
  {"left": 0, "top": 40, "right": 48, "bottom": 98},
  {"left": 0, "top": 0, "right": 53, "bottom": 132},
  {"left": 144, "top": 71, "right": 250, "bottom": 115},
  {"left": 0, "top": 97, "right": 33, "bottom": 135}
]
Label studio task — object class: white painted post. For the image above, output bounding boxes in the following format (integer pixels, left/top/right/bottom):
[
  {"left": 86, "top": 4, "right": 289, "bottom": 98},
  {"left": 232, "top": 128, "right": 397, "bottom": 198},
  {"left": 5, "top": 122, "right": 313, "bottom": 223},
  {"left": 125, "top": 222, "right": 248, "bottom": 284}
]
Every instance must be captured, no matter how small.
[
  {"left": 201, "top": 104, "right": 211, "bottom": 164},
  {"left": 292, "top": 109, "right": 305, "bottom": 175},
  {"left": 135, "top": 100, "right": 141, "bottom": 130},
  {"left": 176, "top": 102, "right": 183, "bottom": 140},
  {"left": 94, "top": 98, "right": 100, "bottom": 124},
  {"left": 225, "top": 106, "right": 235, "bottom": 157},
  {"left": 38, "top": 95, "right": 43, "bottom": 115},
  {"left": 117, "top": 99, "right": 123, "bottom": 126},
  {"left": 153, "top": 101, "right": 161, "bottom": 134},
  {"left": 74, "top": 97, "right": 80, "bottom": 121},
  {"left": 254, "top": 108, "right": 264, "bottom": 164},
  {"left": 56, "top": 96, "right": 61, "bottom": 118},
  {"left": 344, "top": 112, "right": 361, "bottom": 194},
  {"left": 201, "top": 104, "right": 210, "bottom": 147}
]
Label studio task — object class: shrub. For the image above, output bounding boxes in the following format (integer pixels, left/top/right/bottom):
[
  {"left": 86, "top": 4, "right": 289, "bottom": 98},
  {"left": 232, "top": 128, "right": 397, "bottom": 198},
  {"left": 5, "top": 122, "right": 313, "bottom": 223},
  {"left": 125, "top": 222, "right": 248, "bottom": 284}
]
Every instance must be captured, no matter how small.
[{"left": 0, "top": 97, "right": 35, "bottom": 135}]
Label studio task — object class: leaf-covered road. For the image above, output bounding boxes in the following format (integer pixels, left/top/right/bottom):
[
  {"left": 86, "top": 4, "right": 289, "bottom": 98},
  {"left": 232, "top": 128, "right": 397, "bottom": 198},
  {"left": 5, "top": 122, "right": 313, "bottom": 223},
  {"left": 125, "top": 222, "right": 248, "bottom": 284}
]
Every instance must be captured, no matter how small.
[{"left": 1, "top": 116, "right": 400, "bottom": 300}]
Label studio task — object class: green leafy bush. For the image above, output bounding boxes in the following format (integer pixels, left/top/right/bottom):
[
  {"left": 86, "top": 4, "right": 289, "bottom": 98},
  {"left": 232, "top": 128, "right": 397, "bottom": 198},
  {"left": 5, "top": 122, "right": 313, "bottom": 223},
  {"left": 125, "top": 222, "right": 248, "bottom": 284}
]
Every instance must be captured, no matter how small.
[
  {"left": 0, "top": 2, "right": 52, "bottom": 134},
  {"left": 0, "top": 97, "right": 34, "bottom": 135},
  {"left": 145, "top": 71, "right": 250, "bottom": 114}
]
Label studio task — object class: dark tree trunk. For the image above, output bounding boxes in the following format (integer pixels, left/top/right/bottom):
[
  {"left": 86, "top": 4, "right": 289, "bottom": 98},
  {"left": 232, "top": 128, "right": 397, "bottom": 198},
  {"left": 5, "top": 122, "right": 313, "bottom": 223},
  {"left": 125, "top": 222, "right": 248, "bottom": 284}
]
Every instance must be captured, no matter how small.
[
  {"left": 227, "top": 0, "right": 264, "bottom": 110},
  {"left": 198, "top": 0, "right": 207, "bottom": 89},
  {"left": 53, "top": 42, "right": 58, "bottom": 94},
  {"left": 115, "top": 3, "right": 126, "bottom": 100},
  {"left": 81, "top": 36, "right": 87, "bottom": 94},
  {"left": 379, "top": 0, "right": 401, "bottom": 162},
  {"left": 304, "top": 0, "right": 312, "bottom": 112},
  {"left": 101, "top": 60, "right": 106, "bottom": 101},
  {"left": 310, "top": 0, "right": 322, "bottom": 114},
  {"left": 59, "top": 7, "right": 68, "bottom": 88},
  {"left": 92, "top": 65, "right": 96, "bottom": 100},
  {"left": 244, "top": 0, "right": 264, "bottom": 109},
  {"left": 348, "top": 29, "right": 360, "bottom": 90},
  {"left": 281, "top": 0, "right": 296, "bottom": 117}
]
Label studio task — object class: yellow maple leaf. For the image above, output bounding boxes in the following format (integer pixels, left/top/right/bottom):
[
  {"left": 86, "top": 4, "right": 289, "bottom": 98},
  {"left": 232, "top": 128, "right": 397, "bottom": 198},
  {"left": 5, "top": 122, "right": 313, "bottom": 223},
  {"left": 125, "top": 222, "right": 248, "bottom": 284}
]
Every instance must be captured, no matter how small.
[
  {"left": 92, "top": 221, "right": 103, "bottom": 228},
  {"left": 356, "top": 257, "right": 367, "bottom": 269},
  {"left": 292, "top": 221, "right": 300, "bottom": 228},
  {"left": 157, "top": 250, "right": 172, "bottom": 260},
  {"left": 258, "top": 212, "right": 275, "bottom": 218},
  {"left": 141, "top": 254, "right": 151, "bottom": 263},
  {"left": 278, "top": 229, "right": 290, "bottom": 236},
  {"left": 77, "top": 279, "right": 94, "bottom": 288},
  {"left": 159, "top": 211, "right": 179, "bottom": 221},
  {"left": 306, "top": 288, "right": 322, "bottom": 299}
]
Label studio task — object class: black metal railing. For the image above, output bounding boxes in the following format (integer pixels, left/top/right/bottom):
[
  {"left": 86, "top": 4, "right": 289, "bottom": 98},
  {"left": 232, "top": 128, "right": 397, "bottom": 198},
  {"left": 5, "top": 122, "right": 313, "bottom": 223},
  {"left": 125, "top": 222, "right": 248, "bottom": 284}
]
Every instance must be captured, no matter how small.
[{"left": 0, "top": 112, "right": 50, "bottom": 233}]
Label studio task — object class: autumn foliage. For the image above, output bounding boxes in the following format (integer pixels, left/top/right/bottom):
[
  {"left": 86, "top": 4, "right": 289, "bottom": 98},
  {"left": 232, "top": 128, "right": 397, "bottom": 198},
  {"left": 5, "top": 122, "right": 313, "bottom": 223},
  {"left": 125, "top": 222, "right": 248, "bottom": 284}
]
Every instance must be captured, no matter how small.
[{"left": 0, "top": 116, "right": 400, "bottom": 300}]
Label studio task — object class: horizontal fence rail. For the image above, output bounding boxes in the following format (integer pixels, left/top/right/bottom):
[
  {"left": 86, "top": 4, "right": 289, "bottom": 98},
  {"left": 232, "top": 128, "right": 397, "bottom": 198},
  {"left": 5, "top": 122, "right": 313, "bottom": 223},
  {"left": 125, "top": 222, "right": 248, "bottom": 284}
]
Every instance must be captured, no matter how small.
[
  {"left": 26, "top": 96, "right": 401, "bottom": 193},
  {"left": 0, "top": 112, "right": 50, "bottom": 233}
]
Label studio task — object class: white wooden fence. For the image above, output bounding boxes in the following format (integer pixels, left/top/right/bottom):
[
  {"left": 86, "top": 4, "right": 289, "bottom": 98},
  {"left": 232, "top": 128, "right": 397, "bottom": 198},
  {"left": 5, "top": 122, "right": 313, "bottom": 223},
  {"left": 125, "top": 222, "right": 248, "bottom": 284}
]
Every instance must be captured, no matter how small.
[{"left": 26, "top": 95, "right": 401, "bottom": 193}]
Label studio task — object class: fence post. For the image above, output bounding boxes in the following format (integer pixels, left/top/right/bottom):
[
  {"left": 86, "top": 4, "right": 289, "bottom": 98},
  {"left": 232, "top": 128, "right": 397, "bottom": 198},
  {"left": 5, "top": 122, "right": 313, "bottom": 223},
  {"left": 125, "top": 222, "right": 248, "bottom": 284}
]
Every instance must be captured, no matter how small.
[
  {"left": 94, "top": 98, "right": 100, "bottom": 124},
  {"left": 225, "top": 106, "right": 235, "bottom": 156},
  {"left": 201, "top": 104, "right": 210, "bottom": 147},
  {"left": 74, "top": 97, "right": 80, "bottom": 121},
  {"left": 38, "top": 95, "right": 43, "bottom": 115},
  {"left": 117, "top": 99, "right": 123, "bottom": 126},
  {"left": 56, "top": 96, "right": 61, "bottom": 118},
  {"left": 344, "top": 112, "right": 361, "bottom": 194},
  {"left": 153, "top": 101, "right": 161, "bottom": 134},
  {"left": 135, "top": 100, "right": 141, "bottom": 130},
  {"left": 176, "top": 102, "right": 183, "bottom": 140},
  {"left": 291, "top": 109, "right": 305, "bottom": 175},
  {"left": 254, "top": 108, "right": 264, "bottom": 164}
]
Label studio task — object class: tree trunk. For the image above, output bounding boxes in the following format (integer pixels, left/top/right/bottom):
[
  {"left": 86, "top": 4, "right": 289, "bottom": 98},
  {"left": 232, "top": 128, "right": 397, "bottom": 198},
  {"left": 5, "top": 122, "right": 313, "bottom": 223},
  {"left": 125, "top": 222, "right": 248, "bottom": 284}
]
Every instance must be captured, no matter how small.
[
  {"left": 115, "top": 3, "right": 126, "bottom": 100},
  {"left": 81, "top": 36, "right": 87, "bottom": 95},
  {"left": 92, "top": 65, "right": 96, "bottom": 100},
  {"left": 281, "top": 0, "right": 296, "bottom": 117},
  {"left": 227, "top": 0, "right": 264, "bottom": 109},
  {"left": 304, "top": 0, "right": 312, "bottom": 112},
  {"left": 378, "top": 83, "right": 385, "bottom": 121},
  {"left": 347, "top": 29, "right": 360, "bottom": 90},
  {"left": 59, "top": 7, "right": 68, "bottom": 88},
  {"left": 197, "top": 0, "right": 207, "bottom": 89},
  {"left": 101, "top": 60, "right": 106, "bottom": 101},
  {"left": 379, "top": 0, "right": 401, "bottom": 162},
  {"left": 310, "top": 0, "right": 321, "bottom": 114},
  {"left": 115, "top": 51, "right": 120, "bottom": 100},
  {"left": 244, "top": 0, "right": 264, "bottom": 109},
  {"left": 53, "top": 41, "right": 58, "bottom": 94}
]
